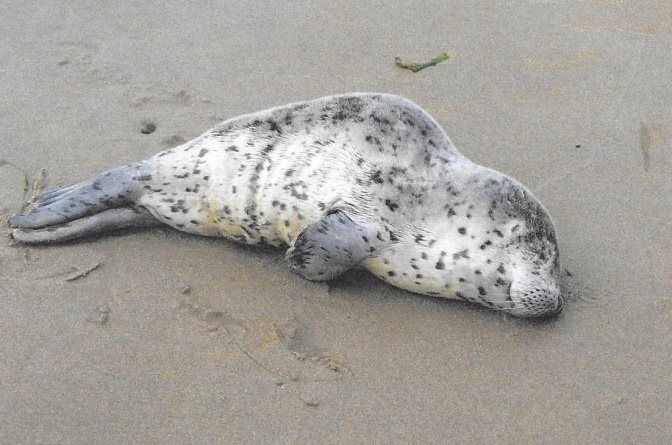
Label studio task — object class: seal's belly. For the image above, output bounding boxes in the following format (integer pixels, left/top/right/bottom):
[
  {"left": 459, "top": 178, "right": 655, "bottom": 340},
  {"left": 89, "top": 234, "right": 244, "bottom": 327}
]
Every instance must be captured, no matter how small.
[{"left": 140, "top": 132, "right": 365, "bottom": 246}]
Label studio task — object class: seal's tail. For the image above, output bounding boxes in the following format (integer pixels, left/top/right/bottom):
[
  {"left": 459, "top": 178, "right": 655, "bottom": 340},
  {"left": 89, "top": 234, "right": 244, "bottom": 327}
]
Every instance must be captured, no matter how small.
[{"left": 8, "top": 162, "right": 160, "bottom": 243}]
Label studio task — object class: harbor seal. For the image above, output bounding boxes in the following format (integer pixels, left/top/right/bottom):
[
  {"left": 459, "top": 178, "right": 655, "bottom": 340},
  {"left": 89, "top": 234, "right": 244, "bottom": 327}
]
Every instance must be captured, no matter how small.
[{"left": 8, "top": 93, "right": 563, "bottom": 318}]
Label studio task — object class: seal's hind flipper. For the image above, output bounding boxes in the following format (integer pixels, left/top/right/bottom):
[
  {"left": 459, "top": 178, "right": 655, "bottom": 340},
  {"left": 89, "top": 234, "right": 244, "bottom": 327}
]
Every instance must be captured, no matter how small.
[
  {"left": 11, "top": 207, "right": 160, "bottom": 244},
  {"left": 8, "top": 162, "right": 152, "bottom": 230},
  {"left": 286, "top": 210, "right": 383, "bottom": 281}
]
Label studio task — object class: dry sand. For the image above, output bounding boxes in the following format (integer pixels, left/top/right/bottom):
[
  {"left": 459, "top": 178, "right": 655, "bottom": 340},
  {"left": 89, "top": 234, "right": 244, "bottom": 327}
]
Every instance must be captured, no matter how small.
[{"left": 1, "top": 1, "right": 671, "bottom": 443}]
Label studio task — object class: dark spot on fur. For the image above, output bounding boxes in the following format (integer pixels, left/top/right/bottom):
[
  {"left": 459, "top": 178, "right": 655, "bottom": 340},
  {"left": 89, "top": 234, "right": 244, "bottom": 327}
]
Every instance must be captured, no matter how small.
[
  {"left": 385, "top": 199, "right": 399, "bottom": 212},
  {"left": 284, "top": 181, "right": 309, "bottom": 200},
  {"left": 371, "top": 170, "right": 384, "bottom": 184},
  {"left": 453, "top": 250, "right": 470, "bottom": 260},
  {"left": 170, "top": 199, "right": 188, "bottom": 213}
]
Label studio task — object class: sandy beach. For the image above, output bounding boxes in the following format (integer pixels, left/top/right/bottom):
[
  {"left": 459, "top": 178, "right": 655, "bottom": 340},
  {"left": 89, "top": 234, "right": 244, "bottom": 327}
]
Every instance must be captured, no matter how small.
[{"left": 2, "top": 1, "right": 671, "bottom": 443}]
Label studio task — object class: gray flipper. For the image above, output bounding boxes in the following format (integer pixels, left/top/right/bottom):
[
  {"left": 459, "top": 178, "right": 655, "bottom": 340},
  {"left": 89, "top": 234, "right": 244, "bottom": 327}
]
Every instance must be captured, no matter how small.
[
  {"left": 8, "top": 162, "right": 152, "bottom": 230},
  {"left": 11, "top": 207, "right": 161, "bottom": 244},
  {"left": 286, "top": 209, "right": 384, "bottom": 281}
]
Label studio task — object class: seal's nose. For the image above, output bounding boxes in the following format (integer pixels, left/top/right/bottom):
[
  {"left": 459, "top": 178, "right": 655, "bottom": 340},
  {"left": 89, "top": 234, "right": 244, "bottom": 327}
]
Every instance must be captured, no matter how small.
[
  {"left": 520, "top": 288, "right": 563, "bottom": 318},
  {"left": 532, "top": 293, "right": 564, "bottom": 318},
  {"left": 507, "top": 279, "right": 563, "bottom": 318}
]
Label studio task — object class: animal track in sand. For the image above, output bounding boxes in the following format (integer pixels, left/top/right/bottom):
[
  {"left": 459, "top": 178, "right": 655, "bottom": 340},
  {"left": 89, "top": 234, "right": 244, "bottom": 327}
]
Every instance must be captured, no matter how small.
[
  {"left": 174, "top": 291, "right": 350, "bottom": 407},
  {"left": 174, "top": 291, "right": 350, "bottom": 401}
]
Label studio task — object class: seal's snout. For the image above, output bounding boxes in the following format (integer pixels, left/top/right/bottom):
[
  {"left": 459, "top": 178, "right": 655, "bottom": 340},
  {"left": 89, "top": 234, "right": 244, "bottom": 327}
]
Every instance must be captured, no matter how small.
[
  {"left": 508, "top": 279, "right": 563, "bottom": 318},
  {"left": 522, "top": 288, "right": 563, "bottom": 318}
]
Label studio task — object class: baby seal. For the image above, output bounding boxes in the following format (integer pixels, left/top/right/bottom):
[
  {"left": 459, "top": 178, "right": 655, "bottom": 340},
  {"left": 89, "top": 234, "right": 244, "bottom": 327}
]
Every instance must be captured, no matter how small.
[{"left": 8, "top": 93, "right": 563, "bottom": 317}]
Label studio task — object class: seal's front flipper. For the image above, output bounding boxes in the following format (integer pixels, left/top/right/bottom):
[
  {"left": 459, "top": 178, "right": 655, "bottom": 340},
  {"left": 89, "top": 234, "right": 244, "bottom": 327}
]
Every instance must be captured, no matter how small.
[{"left": 286, "top": 210, "right": 383, "bottom": 281}]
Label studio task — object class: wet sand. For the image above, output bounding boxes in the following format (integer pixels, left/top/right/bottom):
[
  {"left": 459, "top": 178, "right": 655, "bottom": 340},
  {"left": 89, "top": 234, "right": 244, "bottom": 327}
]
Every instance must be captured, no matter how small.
[{"left": 1, "top": 1, "right": 671, "bottom": 443}]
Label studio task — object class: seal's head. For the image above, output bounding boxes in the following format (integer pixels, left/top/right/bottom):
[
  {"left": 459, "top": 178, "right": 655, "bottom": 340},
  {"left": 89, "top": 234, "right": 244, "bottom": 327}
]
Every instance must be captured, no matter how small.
[
  {"left": 371, "top": 163, "right": 563, "bottom": 318},
  {"left": 449, "top": 166, "right": 563, "bottom": 318}
]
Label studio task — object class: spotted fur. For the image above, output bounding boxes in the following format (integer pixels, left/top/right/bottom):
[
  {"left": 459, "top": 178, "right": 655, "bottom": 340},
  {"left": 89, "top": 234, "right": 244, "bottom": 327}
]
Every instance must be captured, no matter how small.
[{"left": 9, "top": 93, "right": 563, "bottom": 317}]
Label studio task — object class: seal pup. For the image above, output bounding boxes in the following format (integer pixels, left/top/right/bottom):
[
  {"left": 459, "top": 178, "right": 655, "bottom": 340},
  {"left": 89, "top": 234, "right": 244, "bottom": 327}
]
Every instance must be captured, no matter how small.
[{"left": 8, "top": 93, "right": 563, "bottom": 318}]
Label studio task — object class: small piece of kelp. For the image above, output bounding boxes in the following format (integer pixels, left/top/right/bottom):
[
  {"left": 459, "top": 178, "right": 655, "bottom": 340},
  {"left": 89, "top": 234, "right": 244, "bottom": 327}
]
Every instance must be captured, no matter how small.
[
  {"left": 395, "top": 52, "right": 449, "bottom": 72},
  {"left": 23, "top": 169, "right": 48, "bottom": 212},
  {"left": 32, "top": 169, "right": 48, "bottom": 199}
]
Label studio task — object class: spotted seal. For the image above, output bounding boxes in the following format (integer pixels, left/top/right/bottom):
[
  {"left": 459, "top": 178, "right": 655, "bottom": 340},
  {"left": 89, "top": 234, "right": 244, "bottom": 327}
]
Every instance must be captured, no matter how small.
[{"left": 8, "top": 93, "right": 563, "bottom": 317}]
